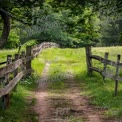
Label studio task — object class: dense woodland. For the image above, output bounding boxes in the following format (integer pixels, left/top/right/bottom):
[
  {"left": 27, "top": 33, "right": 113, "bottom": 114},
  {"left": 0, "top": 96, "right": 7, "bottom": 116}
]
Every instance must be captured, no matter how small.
[{"left": 1, "top": 0, "right": 122, "bottom": 48}]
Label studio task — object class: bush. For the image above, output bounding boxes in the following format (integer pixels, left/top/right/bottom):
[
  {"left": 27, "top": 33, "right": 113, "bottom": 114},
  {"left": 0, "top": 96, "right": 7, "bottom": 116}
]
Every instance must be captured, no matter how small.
[{"left": 4, "top": 29, "right": 20, "bottom": 49}]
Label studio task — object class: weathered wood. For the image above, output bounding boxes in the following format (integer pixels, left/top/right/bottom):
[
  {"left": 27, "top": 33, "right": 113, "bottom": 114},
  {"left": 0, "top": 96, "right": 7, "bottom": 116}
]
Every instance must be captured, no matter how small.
[
  {"left": 0, "top": 43, "right": 58, "bottom": 84},
  {"left": 26, "top": 46, "right": 32, "bottom": 73},
  {"left": 90, "top": 55, "right": 122, "bottom": 68},
  {"left": 85, "top": 46, "right": 92, "bottom": 74},
  {"left": 88, "top": 52, "right": 122, "bottom": 81},
  {"left": 101, "top": 73, "right": 116, "bottom": 80},
  {"left": 33, "top": 52, "right": 39, "bottom": 57},
  {"left": 32, "top": 46, "right": 39, "bottom": 53},
  {"left": 0, "top": 42, "right": 59, "bottom": 109},
  {"left": 0, "top": 69, "right": 33, "bottom": 97},
  {"left": 114, "top": 55, "right": 121, "bottom": 96},
  {"left": 26, "top": 56, "right": 33, "bottom": 61},
  {"left": 14, "top": 54, "right": 20, "bottom": 91},
  {"left": 21, "top": 51, "right": 26, "bottom": 71},
  {"left": 32, "top": 42, "right": 59, "bottom": 57},
  {"left": 14, "top": 54, "right": 19, "bottom": 76},
  {"left": 86, "top": 46, "right": 122, "bottom": 96},
  {"left": 90, "top": 67, "right": 102, "bottom": 74},
  {"left": 2, "top": 55, "right": 12, "bottom": 109},
  {"left": 39, "top": 44, "right": 43, "bottom": 48},
  {"left": 0, "top": 59, "right": 22, "bottom": 78},
  {"left": 115, "top": 76, "right": 122, "bottom": 81},
  {"left": 102, "top": 53, "right": 109, "bottom": 80}
]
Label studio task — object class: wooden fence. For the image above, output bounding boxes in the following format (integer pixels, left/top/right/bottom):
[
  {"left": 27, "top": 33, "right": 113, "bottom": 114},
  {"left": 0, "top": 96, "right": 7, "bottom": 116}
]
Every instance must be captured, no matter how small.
[
  {"left": 0, "top": 42, "right": 59, "bottom": 109},
  {"left": 86, "top": 46, "right": 122, "bottom": 96}
]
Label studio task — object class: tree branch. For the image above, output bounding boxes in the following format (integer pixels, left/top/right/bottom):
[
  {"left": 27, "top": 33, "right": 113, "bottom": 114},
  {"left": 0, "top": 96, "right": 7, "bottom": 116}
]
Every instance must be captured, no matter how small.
[{"left": 0, "top": 8, "right": 31, "bottom": 26}]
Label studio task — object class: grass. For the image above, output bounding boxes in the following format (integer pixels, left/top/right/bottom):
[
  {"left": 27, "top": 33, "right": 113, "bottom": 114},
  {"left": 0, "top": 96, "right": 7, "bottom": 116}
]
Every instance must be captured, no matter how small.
[
  {"left": 0, "top": 74, "right": 38, "bottom": 122},
  {"left": 39, "top": 47, "right": 122, "bottom": 119},
  {"left": 31, "top": 55, "right": 45, "bottom": 75},
  {"left": 0, "top": 49, "right": 17, "bottom": 65},
  {"left": 48, "top": 63, "right": 67, "bottom": 90},
  {"left": 1, "top": 46, "right": 122, "bottom": 120}
]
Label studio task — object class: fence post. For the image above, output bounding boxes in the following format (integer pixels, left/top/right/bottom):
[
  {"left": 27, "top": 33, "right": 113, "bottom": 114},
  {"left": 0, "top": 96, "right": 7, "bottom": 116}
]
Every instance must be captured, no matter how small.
[
  {"left": 13, "top": 54, "right": 19, "bottom": 91},
  {"left": 2, "top": 55, "right": 12, "bottom": 109},
  {"left": 26, "top": 46, "right": 32, "bottom": 75},
  {"left": 21, "top": 51, "right": 26, "bottom": 71},
  {"left": 102, "top": 52, "right": 109, "bottom": 79},
  {"left": 85, "top": 46, "right": 92, "bottom": 75},
  {"left": 114, "top": 55, "right": 121, "bottom": 96}
]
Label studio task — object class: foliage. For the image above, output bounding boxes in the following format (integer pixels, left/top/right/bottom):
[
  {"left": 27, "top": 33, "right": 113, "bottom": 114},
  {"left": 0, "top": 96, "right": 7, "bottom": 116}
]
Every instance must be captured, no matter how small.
[
  {"left": 1, "top": 0, "right": 122, "bottom": 47},
  {"left": 20, "top": 3, "right": 67, "bottom": 45},
  {"left": 21, "top": 39, "right": 38, "bottom": 48},
  {"left": 4, "top": 29, "right": 20, "bottom": 49},
  {"left": 0, "top": 0, "right": 44, "bottom": 47}
]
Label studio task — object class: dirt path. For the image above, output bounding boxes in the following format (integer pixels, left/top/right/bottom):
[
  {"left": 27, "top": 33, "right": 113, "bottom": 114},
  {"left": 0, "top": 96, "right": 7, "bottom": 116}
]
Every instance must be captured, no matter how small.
[
  {"left": 33, "top": 63, "right": 110, "bottom": 122},
  {"left": 33, "top": 62, "right": 51, "bottom": 122},
  {"left": 65, "top": 79, "right": 102, "bottom": 122}
]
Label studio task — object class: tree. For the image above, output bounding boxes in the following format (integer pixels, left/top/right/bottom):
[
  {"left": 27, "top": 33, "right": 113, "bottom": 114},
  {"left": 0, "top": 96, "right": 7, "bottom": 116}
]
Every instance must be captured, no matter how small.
[
  {"left": 1, "top": 0, "right": 122, "bottom": 48},
  {"left": 45, "top": 0, "right": 100, "bottom": 46},
  {"left": 97, "top": 0, "right": 122, "bottom": 46},
  {"left": 0, "top": 0, "right": 43, "bottom": 47}
]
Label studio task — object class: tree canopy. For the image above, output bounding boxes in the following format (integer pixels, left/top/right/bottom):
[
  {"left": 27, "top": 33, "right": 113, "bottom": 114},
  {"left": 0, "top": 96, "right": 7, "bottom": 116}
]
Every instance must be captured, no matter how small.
[{"left": 0, "top": 0, "right": 122, "bottom": 48}]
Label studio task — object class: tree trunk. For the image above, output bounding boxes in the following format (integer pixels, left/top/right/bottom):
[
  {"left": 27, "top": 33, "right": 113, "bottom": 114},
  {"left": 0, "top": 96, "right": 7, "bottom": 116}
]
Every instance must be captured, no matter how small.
[{"left": 0, "top": 10, "right": 10, "bottom": 47}]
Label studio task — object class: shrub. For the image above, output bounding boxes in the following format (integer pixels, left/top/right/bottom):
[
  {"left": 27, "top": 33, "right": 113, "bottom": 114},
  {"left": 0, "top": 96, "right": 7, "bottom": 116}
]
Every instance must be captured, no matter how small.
[{"left": 4, "top": 29, "right": 20, "bottom": 49}]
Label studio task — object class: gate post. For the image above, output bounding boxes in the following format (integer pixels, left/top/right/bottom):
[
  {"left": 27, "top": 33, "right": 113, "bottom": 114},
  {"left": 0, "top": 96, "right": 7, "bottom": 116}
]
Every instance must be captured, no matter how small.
[
  {"left": 85, "top": 46, "right": 92, "bottom": 75},
  {"left": 26, "top": 46, "right": 32, "bottom": 75},
  {"left": 2, "top": 55, "right": 12, "bottom": 109}
]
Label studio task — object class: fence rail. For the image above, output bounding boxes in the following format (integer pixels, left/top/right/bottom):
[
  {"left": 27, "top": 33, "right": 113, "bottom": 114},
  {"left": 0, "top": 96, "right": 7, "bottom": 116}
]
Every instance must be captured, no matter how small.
[
  {"left": 0, "top": 42, "right": 59, "bottom": 109},
  {"left": 86, "top": 46, "right": 122, "bottom": 96}
]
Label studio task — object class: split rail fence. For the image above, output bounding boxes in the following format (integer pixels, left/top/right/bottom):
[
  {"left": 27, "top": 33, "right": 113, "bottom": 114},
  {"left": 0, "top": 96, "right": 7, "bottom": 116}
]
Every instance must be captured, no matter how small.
[
  {"left": 0, "top": 42, "right": 59, "bottom": 109},
  {"left": 86, "top": 46, "right": 122, "bottom": 96}
]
